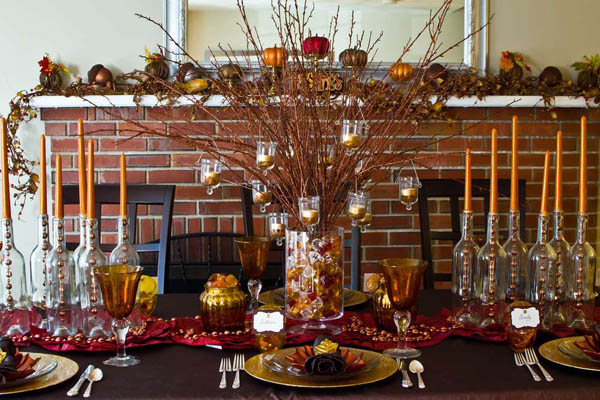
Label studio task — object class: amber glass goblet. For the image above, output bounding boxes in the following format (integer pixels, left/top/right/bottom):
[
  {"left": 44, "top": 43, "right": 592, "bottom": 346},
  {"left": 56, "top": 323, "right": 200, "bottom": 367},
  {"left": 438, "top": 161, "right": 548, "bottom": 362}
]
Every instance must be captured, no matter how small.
[
  {"left": 234, "top": 237, "right": 272, "bottom": 313},
  {"left": 379, "top": 258, "right": 427, "bottom": 359},
  {"left": 94, "top": 265, "right": 143, "bottom": 367}
]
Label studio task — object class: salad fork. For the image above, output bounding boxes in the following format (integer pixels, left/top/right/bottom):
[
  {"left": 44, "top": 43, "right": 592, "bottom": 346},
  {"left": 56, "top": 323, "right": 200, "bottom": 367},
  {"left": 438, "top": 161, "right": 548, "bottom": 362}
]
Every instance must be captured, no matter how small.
[
  {"left": 514, "top": 352, "right": 540, "bottom": 382},
  {"left": 525, "top": 348, "right": 553, "bottom": 382},
  {"left": 232, "top": 354, "right": 241, "bottom": 389},
  {"left": 218, "top": 357, "right": 230, "bottom": 389}
]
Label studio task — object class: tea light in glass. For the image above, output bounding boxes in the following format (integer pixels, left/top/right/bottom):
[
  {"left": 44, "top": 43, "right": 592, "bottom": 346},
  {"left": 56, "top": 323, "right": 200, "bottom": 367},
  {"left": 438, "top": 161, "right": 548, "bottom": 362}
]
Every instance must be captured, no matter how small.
[
  {"left": 341, "top": 120, "right": 367, "bottom": 150},
  {"left": 325, "top": 144, "right": 335, "bottom": 168},
  {"left": 252, "top": 180, "right": 272, "bottom": 213},
  {"left": 299, "top": 196, "right": 320, "bottom": 227},
  {"left": 200, "top": 159, "right": 222, "bottom": 195},
  {"left": 399, "top": 176, "right": 419, "bottom": 210},
  {"left": 355, "top": 201, "right": 372, "bottom": 233},
  {"left": 269, "top": 212, "right": 288, "bottom": 246},
  {"left": 347, "top": 191, "right": 369, "bottom": 226},
  {"left": 256, "top": 142, "right": 276, "bottom": 175}
]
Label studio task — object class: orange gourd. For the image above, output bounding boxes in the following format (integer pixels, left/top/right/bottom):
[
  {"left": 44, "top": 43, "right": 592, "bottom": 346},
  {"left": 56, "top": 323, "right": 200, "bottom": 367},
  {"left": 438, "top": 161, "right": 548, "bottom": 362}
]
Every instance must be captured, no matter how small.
[
  {"left": 263, "top": 46, "right": 288, "bottom": 68},
  {"left": 389, "top": 62, "right": 413, "bottom": 82}
]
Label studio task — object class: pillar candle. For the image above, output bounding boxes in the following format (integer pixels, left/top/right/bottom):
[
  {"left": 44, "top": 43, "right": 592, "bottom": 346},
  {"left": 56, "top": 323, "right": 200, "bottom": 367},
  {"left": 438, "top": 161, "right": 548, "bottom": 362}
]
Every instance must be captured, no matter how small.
[
  {"left": 55, "top": 154, "right": 63, "bottom": 219},
  {"left": 120, "top": 153, "right": 127, "bottom": 217},
  {"left": 78, "top": 119, "right": 87, "bottom": 216},
  {"left": 87, "top": 139, "right": 95, "bottom": 219},
  {"left": 579, "top": 116, "right": 587, "bottom": 214},
  {"left": 464, "top": 148, "right": 472, "bottom": 211},
  {"left": 510, "top": 115, "right": 519, "bottom": 211},
  {"left": 540, "top": 151, "right": 550, "bottom": 215},
  {"left": 1, "top": 118, "right": 11, "bottom": 219},
  {"left": 40, "top": 135, "right": 47, "bottom": 215},
  {"left": 554, "top": 131, "right": 563, "bottom": 211},
  {"left": 490, "top": 128, "right": 498, "bottom": 214}
]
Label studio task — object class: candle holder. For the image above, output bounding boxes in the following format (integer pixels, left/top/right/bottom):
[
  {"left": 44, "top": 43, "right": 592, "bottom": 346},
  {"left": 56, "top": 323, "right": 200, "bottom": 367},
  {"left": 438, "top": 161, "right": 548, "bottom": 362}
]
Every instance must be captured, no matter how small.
[
  {"left": 30, "top": 214, "right": 52, "bottom": 330},
  {"left": 399, "top": 176, "right": 419, "bottom": 211},
  {"left": 502, "top": 210, "right": 529, "bottom": 303},
  {"left": 355, "top": 201, "right": 372, "bottom": 233},
  {"left": 298, "top": 196, "right": 320, "bottom": 232},
  {"left": 251, "top": 180, "right": 272, "bottom": 213},
  {"left": 549, "top": 210, "right": 569, "bottom": 326},
  {"left": 452, "top": 211, "right": 480, "bottom": 326},
  {"left": 347, "top": 191, "right": 369, "bottom": 226},
  {"left": 269, "top": 212, "right": 288, "bottom": 246},
  {"left": 200, "top": 159, "right": 222, "bottom": 195},
  {"left": 341, "top": 120, "right": 367, "bottom": 150},
  {"left": 324, "top": 144, "right": 334, "bottom": 168},
  {"left": 256, "top": 142, "right": 276, "bottom": 175}
]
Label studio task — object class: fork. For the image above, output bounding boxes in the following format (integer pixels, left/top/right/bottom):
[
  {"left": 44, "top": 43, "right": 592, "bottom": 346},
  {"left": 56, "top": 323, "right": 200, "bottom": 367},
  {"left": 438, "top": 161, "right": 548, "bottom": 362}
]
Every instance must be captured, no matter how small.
[
  {"left": 218, "top": 357, "right": 230, "bottom": 389},
  {"left": 232, "top": 354, "right": 241, "bottom": 389},
  {"left": 514, "top": 352, "right": 541, "bottom": 382},
  {"left": 525, "top": 348, "right": 553, "bottom": 382}
]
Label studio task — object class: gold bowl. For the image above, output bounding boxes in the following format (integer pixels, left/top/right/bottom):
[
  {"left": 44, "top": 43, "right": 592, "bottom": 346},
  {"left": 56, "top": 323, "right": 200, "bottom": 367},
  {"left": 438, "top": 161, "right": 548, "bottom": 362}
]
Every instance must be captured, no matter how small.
[{"left": 199, "top": 285, "right": 247, "bottom": 332}]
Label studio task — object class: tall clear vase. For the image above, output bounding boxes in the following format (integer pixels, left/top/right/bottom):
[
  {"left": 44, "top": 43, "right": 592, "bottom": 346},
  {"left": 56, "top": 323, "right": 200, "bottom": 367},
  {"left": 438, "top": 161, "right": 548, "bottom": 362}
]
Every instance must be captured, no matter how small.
[{"left": 29, "top": 215, "right": 52, "bottom": 330}]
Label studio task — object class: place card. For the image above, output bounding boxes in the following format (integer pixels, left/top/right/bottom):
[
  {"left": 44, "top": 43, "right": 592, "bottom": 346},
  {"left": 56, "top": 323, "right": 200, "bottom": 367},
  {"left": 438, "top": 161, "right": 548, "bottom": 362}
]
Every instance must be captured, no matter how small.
[{"left": 510, "top": 306, "right": 540, "bottom": 329}]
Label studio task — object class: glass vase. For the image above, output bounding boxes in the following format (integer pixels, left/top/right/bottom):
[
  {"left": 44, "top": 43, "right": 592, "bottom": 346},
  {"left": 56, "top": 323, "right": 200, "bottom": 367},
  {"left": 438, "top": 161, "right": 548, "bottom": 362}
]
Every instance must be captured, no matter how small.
[
  {"left": 285, "top": 227, "right": 344, "bottom": 335},
  {"left": 29, "top": 214, "right": 52, "bottom": 330}
]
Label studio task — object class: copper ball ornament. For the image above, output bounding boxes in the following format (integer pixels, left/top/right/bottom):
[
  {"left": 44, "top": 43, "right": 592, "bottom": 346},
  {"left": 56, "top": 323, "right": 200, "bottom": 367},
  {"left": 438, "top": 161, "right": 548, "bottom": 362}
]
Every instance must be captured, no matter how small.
[
  {"left": 539, "top": 66, "right": 562, "bottom": 86},
  {"left": 176, "top": 62, "right": 206, "bottom": 83},
  {"left": 87, "top": 64, "right": 113, "bottom": 86}
]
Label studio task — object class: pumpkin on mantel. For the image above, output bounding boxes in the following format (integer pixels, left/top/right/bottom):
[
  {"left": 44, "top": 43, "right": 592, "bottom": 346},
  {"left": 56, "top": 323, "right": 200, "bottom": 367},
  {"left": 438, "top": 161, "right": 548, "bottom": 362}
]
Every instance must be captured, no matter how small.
[
  {"left": 302, "top": 35, "right": 330, "bottom": 60},
  {"left": 389, "top": 62, "right": 413, "bottom": 82},
  {"left": 263, "top": 46, "right": 288, "bottom": 68},
  {"left": 339, "top": 48, "right": 368, "bottom": 69}
]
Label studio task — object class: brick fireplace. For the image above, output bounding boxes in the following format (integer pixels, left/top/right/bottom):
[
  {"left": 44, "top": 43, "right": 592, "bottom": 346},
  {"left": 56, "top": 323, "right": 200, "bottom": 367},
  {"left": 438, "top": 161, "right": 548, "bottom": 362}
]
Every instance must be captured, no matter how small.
[{"left": 37, "top": 99, "right": 599, "bottom": 287}]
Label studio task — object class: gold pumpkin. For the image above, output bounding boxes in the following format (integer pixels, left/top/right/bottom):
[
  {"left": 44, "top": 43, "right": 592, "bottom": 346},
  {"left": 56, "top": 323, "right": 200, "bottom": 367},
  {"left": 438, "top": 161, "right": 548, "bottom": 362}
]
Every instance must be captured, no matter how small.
[
  {"left": 262, "top": 45, "right": 288, "bottom": 68},
  {"left": 389, "top": 62, "right": 413, "bottom": 82},
  {"left": 339, "top": 48, "right": 368, "bottom": 68}
]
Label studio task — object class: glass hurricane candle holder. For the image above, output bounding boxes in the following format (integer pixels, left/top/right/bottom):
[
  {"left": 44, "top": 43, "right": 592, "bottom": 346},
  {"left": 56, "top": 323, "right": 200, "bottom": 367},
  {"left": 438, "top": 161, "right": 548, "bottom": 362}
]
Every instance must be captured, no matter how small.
[
  {"left": 355, "top": 201, "right": 372, "bottom": 233},
  {"left": 234, "top": 237, "right": 272, "bottom": 314},
  {"left": 347, "top": 191, "right": 369, "bottom": 226},
  {"left": 399, "top": 176, "right": 419, "bottom": 211},
  {"left": 251, "top": 180, "right": 272, "bottom": 213},
  {"left": 299, "top": 196, "right": 320, "bottom": 228},
  {"left": 341, "top": 120, "right": 367, "bottom": 150},
  {"left": 200, "top": 159, "right": 222, "bottom": 195},
  {"left": 269, "top": 212, "right": 288, "bottom": 246},
  {"left": 256, "top": 142, "right": 276, "bottom": 175},
  {"left": 325, "top": 144, "right": 335, "bottom": 168}
]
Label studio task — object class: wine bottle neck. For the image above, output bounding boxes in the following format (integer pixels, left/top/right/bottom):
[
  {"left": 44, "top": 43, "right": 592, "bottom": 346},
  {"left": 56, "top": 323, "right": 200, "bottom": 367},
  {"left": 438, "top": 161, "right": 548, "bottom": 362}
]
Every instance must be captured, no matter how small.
[
  {"left": 52, "top": 217, "right": 66, "bottom": 249},
  {"left": 536, "top": 213, "right": 549, "bottom": 244},
  {"left": 38, "top": 214, "right": 51, "bottom": 247},
  {"left": 576, "top": 213, "right": 588, "bottom": 244},
  {"left": 85, "top": 218, "right": 100, "bottom": 249},
  {"left": 461, "top": 211, "right": 474, "bottom": 240},
  {"left": 507, "top": 210, "right": 521, "bottom": 240},
  {"left": 486, "top": 212, "right": 499, "bottom": 244},
  {"left": 117, "top": 216, "right": 132, "bottom": 245}
]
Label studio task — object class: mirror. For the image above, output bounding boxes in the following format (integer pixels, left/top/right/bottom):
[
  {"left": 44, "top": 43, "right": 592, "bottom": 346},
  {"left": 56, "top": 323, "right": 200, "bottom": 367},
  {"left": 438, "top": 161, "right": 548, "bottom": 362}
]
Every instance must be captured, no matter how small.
[{"left": 165, "top": 0, "right": 487, "bottom": 71}]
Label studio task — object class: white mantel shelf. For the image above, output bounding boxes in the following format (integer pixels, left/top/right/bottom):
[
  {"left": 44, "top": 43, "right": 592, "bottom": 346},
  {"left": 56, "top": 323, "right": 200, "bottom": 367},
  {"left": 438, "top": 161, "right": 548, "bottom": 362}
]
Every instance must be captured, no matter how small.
[{"left": 29, "top": 95, "right": 600, "bottom": 109}]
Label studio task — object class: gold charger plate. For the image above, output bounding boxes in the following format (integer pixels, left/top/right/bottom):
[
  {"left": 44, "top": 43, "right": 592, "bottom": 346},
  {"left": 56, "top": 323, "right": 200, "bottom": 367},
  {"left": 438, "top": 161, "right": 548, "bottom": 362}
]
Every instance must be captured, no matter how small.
[
  {"left": 244, "top": 347, "right": 397, "bottom": 388},
  {"left": 0, "top": 353, "right": 79, "bottom": 396},
  {"left": 539, "top": 336, "right": 600, "bottom": 372},
  {"left": 259, "top": 288, "right": 369, "bottom": 308}
]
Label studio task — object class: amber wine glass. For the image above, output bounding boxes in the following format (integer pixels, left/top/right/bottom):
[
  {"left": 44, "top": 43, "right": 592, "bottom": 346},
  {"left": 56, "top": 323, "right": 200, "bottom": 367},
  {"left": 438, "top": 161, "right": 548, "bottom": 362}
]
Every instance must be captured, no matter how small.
[
  {"left": 234, "top": 237, "right": 272, "bottom": 313},
  {"left": 94, "top": 265, "right": 143, "bottom": 367}
]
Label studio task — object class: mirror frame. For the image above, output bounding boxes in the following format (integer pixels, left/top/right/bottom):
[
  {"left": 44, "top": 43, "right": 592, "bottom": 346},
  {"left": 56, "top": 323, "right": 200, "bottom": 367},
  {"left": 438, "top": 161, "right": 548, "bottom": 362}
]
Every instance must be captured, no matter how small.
[{"left": 164, "top": 0, "right": 488, "bottom": 74}]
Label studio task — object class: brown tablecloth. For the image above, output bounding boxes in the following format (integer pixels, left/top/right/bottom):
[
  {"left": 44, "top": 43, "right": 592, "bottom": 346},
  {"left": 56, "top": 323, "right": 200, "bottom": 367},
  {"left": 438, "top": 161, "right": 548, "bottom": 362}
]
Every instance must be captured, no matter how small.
[{"left": 11, "top": 291, "right": 600, "bottom": 399}]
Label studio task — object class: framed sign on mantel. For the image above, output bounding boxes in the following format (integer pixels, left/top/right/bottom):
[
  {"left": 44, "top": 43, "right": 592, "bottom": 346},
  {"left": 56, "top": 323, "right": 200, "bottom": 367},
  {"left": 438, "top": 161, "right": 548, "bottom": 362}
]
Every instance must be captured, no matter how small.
[{"left": 163, "top": 0, "right": 488, "bottom": 75}]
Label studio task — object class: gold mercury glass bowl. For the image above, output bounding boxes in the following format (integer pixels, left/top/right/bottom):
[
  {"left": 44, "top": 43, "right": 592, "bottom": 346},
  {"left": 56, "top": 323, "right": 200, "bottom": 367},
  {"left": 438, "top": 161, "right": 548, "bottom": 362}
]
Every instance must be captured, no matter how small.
[{"left": 199, "top": 284, "right": 247, "bottom": 332}]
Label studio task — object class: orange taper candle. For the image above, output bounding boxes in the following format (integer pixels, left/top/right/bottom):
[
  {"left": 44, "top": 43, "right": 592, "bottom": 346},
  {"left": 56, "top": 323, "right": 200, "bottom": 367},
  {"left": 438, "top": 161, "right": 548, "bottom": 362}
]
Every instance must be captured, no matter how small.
[
  {"left": 77, "top": 119, "right": 87, "bottom": 216},
  {"left": 1, "top": 118, "right": 11, "bottom": 219},
  {"left": 87, "top": 139, "right": 95, "bottom": 219},
  {"left": 579, "top": 116, "right": 587, "bottom": 214},
  {"left": 120, "top": 153, "right": 127, "bottom": 217},
  {"left": 510, "top": 115, "right": 519, "bottom": 211},
  {"left": 490, "top": 128, "right": 498, "bottom": 214},
  {"left": 55, "top": 154, "right": 63, "bottom": 219},
  {"left": 540, "top": 150, "right": 550, "bottom": 215},
  {"left": 464, "top": 148, "right": 472, "bottom": 211},
  {"left": 40, "top": 135, "right": 47, "bottom": 215},
  {"left": 554, "top": 131, "right": 563, "bottom": 211}
]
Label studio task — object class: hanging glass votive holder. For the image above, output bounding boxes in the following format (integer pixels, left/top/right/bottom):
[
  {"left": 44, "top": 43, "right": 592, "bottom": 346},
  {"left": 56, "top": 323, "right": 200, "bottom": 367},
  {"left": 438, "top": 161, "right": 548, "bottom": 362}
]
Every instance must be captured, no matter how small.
[
  {"left": 298, "top": 196, "right": 320, "bottom": 228},
  {"left": 325, "top": 144, "right": 335, "bottom": 168},
  {"left": 257, "top": 142, "right": 276, "bottom": 175},
  {"left": 252, "top": 180, "right": 272, "bottom": 213},
  {"left": 269, "top": 212, "right": 288, "bottom": 246},
  {"left": 347, "top": 191, "right": 369, "bottom": 226},
  {"left": 399, "top": 176, "right": 419, "bottom": 211},
  {"left": 200, "top": 159, "right": 222, "bottom": 195},
  {"left": 341, "top": 120, "right": 367, "bottom": 150},
  {"left": 356, "top": 200, "right": 372, "bottom": 233}
]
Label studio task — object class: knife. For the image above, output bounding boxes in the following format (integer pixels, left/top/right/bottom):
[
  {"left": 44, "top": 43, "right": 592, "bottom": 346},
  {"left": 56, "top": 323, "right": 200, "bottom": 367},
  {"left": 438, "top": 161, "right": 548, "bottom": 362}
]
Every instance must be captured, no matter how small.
[
  {"left": 398, "top": 359, "right": 413, "bottom": 388},
  {"left": 67, "top": 364, "right": 94, "bottom": 397}
]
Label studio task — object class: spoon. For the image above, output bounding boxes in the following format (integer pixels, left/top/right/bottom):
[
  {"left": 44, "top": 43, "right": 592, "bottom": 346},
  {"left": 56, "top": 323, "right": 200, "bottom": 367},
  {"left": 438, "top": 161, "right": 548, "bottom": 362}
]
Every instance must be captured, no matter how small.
[
  {"left": 83, "top": 368, "right": 103, "bottom": 398},
  {"left": 409, "top": 360, "right": 425, "bottom": 389}
]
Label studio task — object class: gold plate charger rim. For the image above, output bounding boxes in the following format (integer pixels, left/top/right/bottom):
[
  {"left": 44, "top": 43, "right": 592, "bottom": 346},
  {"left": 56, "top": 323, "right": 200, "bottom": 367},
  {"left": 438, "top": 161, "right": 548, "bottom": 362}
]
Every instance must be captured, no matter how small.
[
  {"left": 0, "top": 353, "right": 79, "bottom": 396},
  {"left": 244, "top": 346, "right": 397, "bottom": 388},
  {"left": 539, "top": 336, "right": 600, "bottom": 372},
  {"left": 259, "top": 288, "right": 369, "bottom": 308}
]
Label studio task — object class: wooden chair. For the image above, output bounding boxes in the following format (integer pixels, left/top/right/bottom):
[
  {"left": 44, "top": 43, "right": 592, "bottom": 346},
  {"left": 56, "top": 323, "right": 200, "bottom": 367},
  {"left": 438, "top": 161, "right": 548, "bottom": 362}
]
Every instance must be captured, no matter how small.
[
  {"left": 417, "top": 178, "right": 526, "bottom": 289},
  {"left": 63, "top": 184, "right": 175, "bottom": 294},
  {"left": 241, "top": 187, "right": 363, "bottom": 290}
]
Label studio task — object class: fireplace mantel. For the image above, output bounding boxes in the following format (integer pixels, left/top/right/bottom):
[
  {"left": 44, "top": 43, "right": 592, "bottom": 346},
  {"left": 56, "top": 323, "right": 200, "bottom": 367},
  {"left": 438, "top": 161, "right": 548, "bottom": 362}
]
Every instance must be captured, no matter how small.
[{"left": 29, "top": 95, "right": 600, "bottom": 109}]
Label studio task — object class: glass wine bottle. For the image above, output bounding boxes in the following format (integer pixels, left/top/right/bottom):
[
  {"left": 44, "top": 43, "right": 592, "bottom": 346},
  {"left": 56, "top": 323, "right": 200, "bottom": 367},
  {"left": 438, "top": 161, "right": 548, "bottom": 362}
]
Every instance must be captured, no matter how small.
[
  {"left": 549, "top": 210, "right": 569, "bottom": 325},
  {"left": 502, "top": 210, "right": 529, "bottom": 302},
  {"left": 29, "top": 214, "right": 51, "bottom": 330},
  {"left": 565, "top": 213, "right": 597, "bottom": 329},
  {"left": 451, "top": 210, "right": 480, "bottom": 326}
]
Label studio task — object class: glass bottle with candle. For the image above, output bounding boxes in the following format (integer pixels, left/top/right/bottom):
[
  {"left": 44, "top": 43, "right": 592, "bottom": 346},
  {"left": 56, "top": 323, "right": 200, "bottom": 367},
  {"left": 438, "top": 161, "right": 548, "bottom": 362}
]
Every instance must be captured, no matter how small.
[
  {"left": 29, "top": 214, "right": 51, "bottom": 330},
  {"left": 452, "top": 210, "right": 480, "bottom": 326},
  {"left": 73, "top": 122, "right": 87, "bottom": 315},
  {"left": 502, "top": 212, "right": 529, "bottom": 302}
]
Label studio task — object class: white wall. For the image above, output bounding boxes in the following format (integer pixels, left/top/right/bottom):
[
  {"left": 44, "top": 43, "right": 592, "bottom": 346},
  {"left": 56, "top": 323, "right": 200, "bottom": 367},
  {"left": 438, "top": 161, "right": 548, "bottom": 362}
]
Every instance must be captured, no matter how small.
[{"left": 0, "top": 0, "right": 163, "bottom": 257}]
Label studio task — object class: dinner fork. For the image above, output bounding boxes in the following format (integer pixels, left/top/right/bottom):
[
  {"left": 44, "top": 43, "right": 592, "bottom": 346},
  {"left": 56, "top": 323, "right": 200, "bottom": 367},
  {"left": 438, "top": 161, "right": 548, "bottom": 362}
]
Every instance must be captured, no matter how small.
[
  {"left": 514, "top": 352, "right": 540, "bottom": 382},
  {"left": 525, "top": 348, "right": 553, "bottom": 382},
  {"left": 232, "top": 354, "right": 241, "bottom": 389},
  {"left": 218, "top": 357, "right": 230, "bottom": 389}
]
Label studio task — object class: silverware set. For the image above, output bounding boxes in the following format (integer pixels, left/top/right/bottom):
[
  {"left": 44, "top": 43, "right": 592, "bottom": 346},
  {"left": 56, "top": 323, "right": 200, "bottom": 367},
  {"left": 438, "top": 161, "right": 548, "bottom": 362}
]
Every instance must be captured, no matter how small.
[
  {"left": 218, "top": 354, "right": 245, "bottom": 389},
  {"left": 397, "top": 359, "right": 426, "bottom": 389},
  {"left": 67, "top": 365, "right": 104, "bottom": 397},
  {"left": 514, "top": 348, "right": 553, "bottom": 382}
]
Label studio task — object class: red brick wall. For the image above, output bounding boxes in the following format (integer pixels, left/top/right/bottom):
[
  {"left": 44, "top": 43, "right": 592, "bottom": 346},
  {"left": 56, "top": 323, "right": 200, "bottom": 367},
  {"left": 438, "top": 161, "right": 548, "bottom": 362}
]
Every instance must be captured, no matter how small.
[{"left": 41, "top": 106, "right": 599, "bottom": 285}]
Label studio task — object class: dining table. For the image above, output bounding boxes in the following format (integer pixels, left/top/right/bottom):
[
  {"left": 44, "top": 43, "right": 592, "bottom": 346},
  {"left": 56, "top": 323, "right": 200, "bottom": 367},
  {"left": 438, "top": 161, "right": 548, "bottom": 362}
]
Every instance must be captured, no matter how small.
[{"left": 11, "top": 290, "right": 600, "bottom": 399}]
